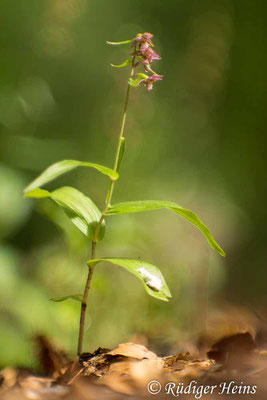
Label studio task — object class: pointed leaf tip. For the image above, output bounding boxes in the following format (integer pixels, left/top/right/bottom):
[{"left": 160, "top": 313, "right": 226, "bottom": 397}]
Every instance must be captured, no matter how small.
[
  {"left": 106, "top": 39, "right": 133, "bottom": 45},
  {"left": 111, "top": 58, "right": 132, "bottom": 68},
  {"left": 24, "top": 160, "right": 118, "bottom": 194},
  {"left": 87, "top": 258, "right": 171, "bottom": 302},
  {"left": 105, "top": 201, "right": 225, "bottom": 257}
]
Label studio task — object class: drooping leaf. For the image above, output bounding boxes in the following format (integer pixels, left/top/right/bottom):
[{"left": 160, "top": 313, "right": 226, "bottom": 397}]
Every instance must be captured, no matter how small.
[
  {"left": 87, "top": 258, "right": 171, "bottom": 301},
  {"left": 24, "top": 160, "right": 118, "bottom": 193},
  {"left": 106, "top": 39, "right": 133, "bottom": 45},
  {"left": 105, "top": 201, "right": 225, "bottom": 257},
  {"left": 117, "top": 137, "right": 126, "bottom": 171},
  {"left": 135, "top": 73, "right": 149, "bottom": 79},
  {"left": 50, "top": 294, "right": 83, "bottom": 303},
  {"left": 26, "top": 186, "right": 105, "bottom": 241},
  {"left": 111, "top": 59, "right": 132, "bottom": 68}
]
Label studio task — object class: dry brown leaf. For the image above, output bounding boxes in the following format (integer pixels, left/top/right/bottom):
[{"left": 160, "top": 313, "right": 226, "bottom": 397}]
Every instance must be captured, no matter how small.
[
  {"left": 100, "top": 372, "right": 136, "bottom": 396},
  {"left": 0, "top": 368, "right": 18, "bottom": 390},
  {"left": 207, "top": 331, "right": 256, "bottom": 367},
  {"left": 61, "top": 358, "right": 84, "bottom": 385},
  {"left": 34, "top": 335, "right": 70, "bottom": 377},
  {"left": 18, "top": 376, "right": 54, "bottom": 391},
  {"left": 106, "top": 342, "right": 158, "bottom": 360},
  {"left": 74, "top": 376, "right": 133, "bottom": 399},
  {"left": 129, "top": 358, "right": 164, "bottom": 382},
  {"left": 163, "top": 352, "right": 192, "bottom": 370}
]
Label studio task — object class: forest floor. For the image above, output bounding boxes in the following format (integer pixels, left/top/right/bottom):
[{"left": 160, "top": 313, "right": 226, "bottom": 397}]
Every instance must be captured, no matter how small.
[{"left": 0, "top": 329, "right": 267, "bottom": 400}]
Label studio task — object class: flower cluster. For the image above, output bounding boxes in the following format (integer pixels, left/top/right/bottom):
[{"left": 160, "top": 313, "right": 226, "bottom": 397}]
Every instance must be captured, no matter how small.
[
  {"left": 108, "top": 32, "right": 163, "bottom": 91},
  {"left": 133, "top": 33, "right": 161, "bottom": 68},
  {"left": 132, "top": 32, "right": 163, "bottom": 91}
]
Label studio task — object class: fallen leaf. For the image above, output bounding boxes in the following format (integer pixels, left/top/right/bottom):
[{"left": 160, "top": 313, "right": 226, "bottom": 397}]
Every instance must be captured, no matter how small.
[
  {"left": 207, "top": 332, "right": 256, "bottom": 367},
  {"left": 106, "top": 342, "right": 158, "bottom": 360}
]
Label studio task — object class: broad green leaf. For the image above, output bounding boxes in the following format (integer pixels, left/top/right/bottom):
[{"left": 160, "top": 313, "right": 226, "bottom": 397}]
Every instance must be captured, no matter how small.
[
  {"left": 50, "top": 294, "right": 83, "bottom": 303},
  {"left": 117, "top": 137, "right": 126, "bottom": 171},
  {"left": 105, "top": 201, "right": 225, "bottom": 257},
  {"left": 106, "top": 39, "right": 133, "bottom": 45},
  {"left": 24, "top": 160, "right": 118, "bottom": 193},
  {"left": 87, "top": 258, "right": 171, "bottom": 302},
  {"left": 111, "top": 59, "right": 132, "bottom": 68},
  {"left": 26, "top": 186, "right": 105, "bottom": 241}
]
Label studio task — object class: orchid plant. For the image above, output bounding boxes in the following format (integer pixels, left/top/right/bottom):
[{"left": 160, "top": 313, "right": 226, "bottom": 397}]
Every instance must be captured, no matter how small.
[{"left": 24, "top": 32, "right": 225, "bottom": 356}]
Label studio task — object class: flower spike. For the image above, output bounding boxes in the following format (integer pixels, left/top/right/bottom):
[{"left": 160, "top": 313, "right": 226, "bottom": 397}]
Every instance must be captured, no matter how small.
[{"left": 109, "top": 31, "right": 163, "bottom": 91}]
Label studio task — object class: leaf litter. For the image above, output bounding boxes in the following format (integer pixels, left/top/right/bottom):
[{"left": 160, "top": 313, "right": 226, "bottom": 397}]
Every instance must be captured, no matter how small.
[{"left": 1, "top": 320, "right": 267, "bottom": 399}]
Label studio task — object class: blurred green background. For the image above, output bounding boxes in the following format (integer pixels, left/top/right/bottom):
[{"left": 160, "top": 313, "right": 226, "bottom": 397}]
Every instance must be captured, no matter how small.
[{"left": 0, "top": 0, "right": 266, "bottom": 367}]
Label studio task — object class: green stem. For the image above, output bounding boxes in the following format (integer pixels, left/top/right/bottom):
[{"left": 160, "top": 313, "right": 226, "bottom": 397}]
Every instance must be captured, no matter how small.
[{"left": 77, "top": 54, "right": 136, "bottom": 356}]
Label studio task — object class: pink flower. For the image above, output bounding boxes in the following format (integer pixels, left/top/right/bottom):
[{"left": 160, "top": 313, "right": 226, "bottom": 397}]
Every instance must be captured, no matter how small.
[
  {"left": 132, "top": 32, "right": 154, "bottom": 47},
  {"left": 134, "top": 47, "right": 161, "bottom": 70},
  {"left": 131, "top": 31, "right": 160, "bottom": 70},
  {"left": 140, "top": 48, "right": 161, "bottom": 64},
  {"left": 138, "top": 74, "right": 163, "bottom": 91}
]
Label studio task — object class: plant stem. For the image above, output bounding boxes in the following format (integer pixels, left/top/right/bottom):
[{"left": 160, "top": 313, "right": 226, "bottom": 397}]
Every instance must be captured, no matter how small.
[
  {"left": 77, "top": 55, "right": 136, "bottom": 356},
  {"left": 77, "top": 240, "right": 96, "bottom": 355}
]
